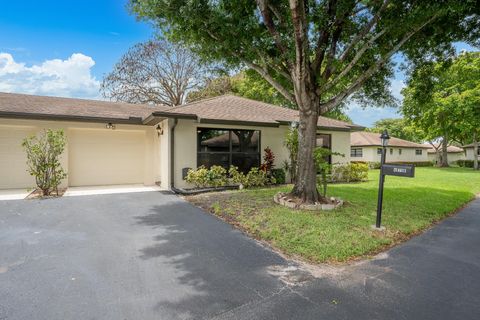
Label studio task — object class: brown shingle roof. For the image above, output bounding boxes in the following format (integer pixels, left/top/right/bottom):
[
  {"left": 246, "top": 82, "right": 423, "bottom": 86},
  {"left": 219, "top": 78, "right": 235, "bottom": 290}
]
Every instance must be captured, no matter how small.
[
  {"left": 163, "top": 95, "right": 362, "bottom": 130},
  {"left": 351, "top": 131, "right": 430, "bottom": 149},
  {"left": 0, "top": 92, "right": 168, "bottom": 123},
  {"left": 426, "top": 144, "right": 464, "bottom": 154},
  {"left": 0, "top": 92, "right": 362, "bottom": 130}
]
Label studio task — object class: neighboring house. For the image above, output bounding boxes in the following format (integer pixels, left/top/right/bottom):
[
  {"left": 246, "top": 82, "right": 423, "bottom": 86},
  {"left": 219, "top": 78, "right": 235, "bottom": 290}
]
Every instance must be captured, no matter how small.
[
  {"left": 462, "top": 143, "right": 480, "bottom": 161},
  {"left": 350, "top": 131, "right": 430, "bottom": 163},
  {"left": 426, "top": 144, "right": 465, "bottom": 164},
  {"left": 0, "top": 92, "right": 362, "bottom": 190}
]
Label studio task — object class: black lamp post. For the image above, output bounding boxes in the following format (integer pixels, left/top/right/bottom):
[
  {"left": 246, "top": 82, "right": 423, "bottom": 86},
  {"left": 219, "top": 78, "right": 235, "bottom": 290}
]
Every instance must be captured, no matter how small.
[{"left": 375, "top": 130, "right": 390, "bottom": 229}]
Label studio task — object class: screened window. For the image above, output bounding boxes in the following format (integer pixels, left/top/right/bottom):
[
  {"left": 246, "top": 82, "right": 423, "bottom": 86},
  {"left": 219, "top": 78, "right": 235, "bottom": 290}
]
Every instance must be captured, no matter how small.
[
  {"left": 197, "top": 128, "right": 260, "bottom": 172},
  {"left": 351, "top": 148, "right": 363, "bottom": 157},
  {"left": 415, "top": 149, "right": 423, "bottom": 155},
  {"left": 377, "top": 148, "right": 382, "bottom": 155},
  {"left": 398, "top": 148, "right": 402, "bottom": 155},
  {"left": 390, "top": 148, "right": 393, "bottom": 155}
]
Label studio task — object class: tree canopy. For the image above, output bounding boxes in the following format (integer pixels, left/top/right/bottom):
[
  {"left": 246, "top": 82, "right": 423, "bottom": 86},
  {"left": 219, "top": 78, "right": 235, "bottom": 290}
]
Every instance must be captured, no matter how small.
[
  {"left": 101, "top": 39, "right": 207, "bottom": 106},
  {"left": 402, "top": 51, "right": 480, "bottom": 166},
  {"left": 130, "top": 0, "right": 480, "bottom": 203},
  {"left": 367, "top": 118, "right": 423, "bottom": 143}
]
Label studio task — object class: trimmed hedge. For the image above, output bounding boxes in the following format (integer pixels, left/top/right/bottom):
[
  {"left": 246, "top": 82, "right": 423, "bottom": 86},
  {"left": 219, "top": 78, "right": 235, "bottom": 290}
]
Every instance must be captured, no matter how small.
[
  {"left": 457, "top": 160, "right": 474, "bottom": 168},
  {"left": 352, "top": 161, "right": 433, "bottom": 168},
  {"left": 390, "top": 161, "right": 433, "bottom": 167}
]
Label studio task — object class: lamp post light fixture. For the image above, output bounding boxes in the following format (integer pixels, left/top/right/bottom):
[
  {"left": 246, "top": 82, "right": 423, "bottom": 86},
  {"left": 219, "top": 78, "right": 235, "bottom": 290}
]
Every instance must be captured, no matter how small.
[{"left": 375, "top": 130, "right": 390, "bottom": 229}]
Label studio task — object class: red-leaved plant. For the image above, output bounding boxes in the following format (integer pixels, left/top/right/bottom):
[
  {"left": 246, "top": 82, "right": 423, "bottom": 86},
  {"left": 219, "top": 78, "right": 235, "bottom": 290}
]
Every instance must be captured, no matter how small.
[{"left": 260, "top": 147, "right": 275, "bottom": 173}]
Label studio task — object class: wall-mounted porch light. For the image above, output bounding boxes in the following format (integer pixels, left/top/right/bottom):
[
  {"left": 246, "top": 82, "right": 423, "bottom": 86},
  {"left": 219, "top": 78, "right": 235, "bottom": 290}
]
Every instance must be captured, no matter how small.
[
  {"left": 156, "top": 124, "right": 163, "bottom": 136},
  {"left": 105, "top": 123, "right": 116, "bottom": 130}
]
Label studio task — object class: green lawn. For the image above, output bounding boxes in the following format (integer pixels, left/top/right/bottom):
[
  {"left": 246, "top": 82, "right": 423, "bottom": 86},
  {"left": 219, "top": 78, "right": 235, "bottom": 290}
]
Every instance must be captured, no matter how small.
[{"left": 186, "top": 167, "right": 480, "bottom": 264}]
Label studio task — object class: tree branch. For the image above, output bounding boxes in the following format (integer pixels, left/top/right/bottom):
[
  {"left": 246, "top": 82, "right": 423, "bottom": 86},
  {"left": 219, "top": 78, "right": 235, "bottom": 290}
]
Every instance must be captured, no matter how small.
[
  {"left": 257, "top": 0, "right": 289, "bottom": 57},
  {"left": 339, "top": 0, "right": 390, "bottom": 63},
  {"left": 245, "top": 61, "right": 296, "bottom": 103},
  {"left": 320, "top": 14, "right": 438, "bottom": 113}
]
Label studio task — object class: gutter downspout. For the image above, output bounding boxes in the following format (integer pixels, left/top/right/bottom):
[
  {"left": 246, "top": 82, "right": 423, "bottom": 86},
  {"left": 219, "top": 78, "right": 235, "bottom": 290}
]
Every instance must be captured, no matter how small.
[{"left": 170, "top": 118, "right": 178, "bottom": 190}]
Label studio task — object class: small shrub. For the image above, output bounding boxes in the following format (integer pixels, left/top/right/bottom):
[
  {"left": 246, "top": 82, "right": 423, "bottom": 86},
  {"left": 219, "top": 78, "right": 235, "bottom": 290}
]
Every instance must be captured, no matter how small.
[
  {"left": 271, "top": 168, "right": 286, "bottom": 184},
  {"left": 206, "top": 165, "right": 228, "bottom": 187},
  {"left": 185, "top": 166, "right": 210, "bottom": 187},
  {"left": 229, "top": 166, "right": 274, "bottom": 188},
  {"left": 244, "top": 167, "right": 271, "bottom": 187},
  {"left": 391, "top": 161, "right": 433, "bottom": 167},
  {"left": 186, "top": 165, "right": 227, "bottom": 188},
  {"left": 457, "top": 160, "right": 474, "bottom": 168},
  {"left": 22, "top": 129, "right": 67, "bottom": 196},
  {"left": 330, "top": 163, "right": 369, "bottom": 183},
  {"left": 368, "top": 161, "right": 382, "bottom": 169}
]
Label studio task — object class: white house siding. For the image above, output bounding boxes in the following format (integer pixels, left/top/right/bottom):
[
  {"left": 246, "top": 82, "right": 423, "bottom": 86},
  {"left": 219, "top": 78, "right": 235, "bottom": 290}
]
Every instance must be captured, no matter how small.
[
  {"left": 0, "top": 118, "right": 157, "bottom": 190},
  {"left": 170, "top": 120, "right": 351, "bottom": 188},
  {"left": 350, "top": 146, "right": 429, "bottom": 163}
]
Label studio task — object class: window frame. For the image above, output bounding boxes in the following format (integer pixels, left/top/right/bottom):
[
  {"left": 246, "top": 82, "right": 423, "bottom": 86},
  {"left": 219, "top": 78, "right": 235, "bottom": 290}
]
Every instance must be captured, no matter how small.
[
  {"left": 415, "top": 149, "right": 423, "bottom": 155},
  {"left": 350, "top": 147, "right": 363, "bottom": 158},
  {"left": 196, "top": 127, "right": 261, "bottom": 171}
]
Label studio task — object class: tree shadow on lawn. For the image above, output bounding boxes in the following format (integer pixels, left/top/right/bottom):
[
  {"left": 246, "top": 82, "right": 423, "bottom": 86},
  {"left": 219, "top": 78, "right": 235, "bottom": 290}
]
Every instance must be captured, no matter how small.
[{"left": 133, "top": 199, "right": 288, "bottom": 319}]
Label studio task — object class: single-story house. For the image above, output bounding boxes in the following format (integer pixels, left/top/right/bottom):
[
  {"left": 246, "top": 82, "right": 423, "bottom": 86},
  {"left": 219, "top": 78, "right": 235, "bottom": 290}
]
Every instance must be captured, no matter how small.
[
  {"left": 350, "top": 131, "right": 430, "bottom": 163},
  {"left": 462, "top": 143, "right": 480, "bottom": 161},
  {"left": 0, "top": 92, "right": 362, "bottom": 190},
  {"left": 426, "top": 144, "right": 465, "bottom": 164}
]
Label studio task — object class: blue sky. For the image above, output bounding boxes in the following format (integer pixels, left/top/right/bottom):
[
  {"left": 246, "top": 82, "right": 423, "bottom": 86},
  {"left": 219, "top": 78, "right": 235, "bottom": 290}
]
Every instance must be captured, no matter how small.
[{"left": 0, "top": 1, "right": 477, "bottom": 127}]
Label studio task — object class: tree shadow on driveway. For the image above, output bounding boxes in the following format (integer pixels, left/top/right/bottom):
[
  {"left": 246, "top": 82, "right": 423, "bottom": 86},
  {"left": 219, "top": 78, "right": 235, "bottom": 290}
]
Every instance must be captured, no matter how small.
[{"left": 134, "top": 197, "right": 289, "bottom": 319}]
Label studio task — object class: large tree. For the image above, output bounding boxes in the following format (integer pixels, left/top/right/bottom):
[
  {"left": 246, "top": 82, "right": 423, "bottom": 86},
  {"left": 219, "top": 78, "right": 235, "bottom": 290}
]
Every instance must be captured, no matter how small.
[
  {"left": 101, "top": 39, "right": 206, "bottom": 106},
  {"left": 131, "top": 0, "right": 479, "bottom": 203},
  {"left": 402, "top": 52, "right": 480, "bottom": 168},
  {"left": 367, "top": 118, "right": 423, "bottom": 143}
]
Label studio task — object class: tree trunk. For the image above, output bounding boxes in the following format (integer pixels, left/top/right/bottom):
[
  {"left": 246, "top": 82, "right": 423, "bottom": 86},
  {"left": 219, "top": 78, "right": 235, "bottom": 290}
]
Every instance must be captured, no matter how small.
[
  {"left": 290, "top": 97, "right": 322, "bottom": 204},
  {"left": 474, "top": 132, "right": 478, "bottom": 170},
  {"left": 440, "top": 135, "right": 449, "bottom": 167}
]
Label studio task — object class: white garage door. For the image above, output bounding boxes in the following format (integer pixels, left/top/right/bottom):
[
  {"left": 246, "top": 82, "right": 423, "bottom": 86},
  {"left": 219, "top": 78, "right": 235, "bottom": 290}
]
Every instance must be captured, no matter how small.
[
  {"left": 68, "top": 129, "right": 146, "bottom": 187},
  {"left": 0, "top": 126, "right": 36, "bottom": 189}
]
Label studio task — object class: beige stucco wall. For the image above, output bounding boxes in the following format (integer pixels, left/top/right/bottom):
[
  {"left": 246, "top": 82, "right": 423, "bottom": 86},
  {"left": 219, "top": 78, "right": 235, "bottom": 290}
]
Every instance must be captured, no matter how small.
[
  {"left": 427, "top": 152, "right": 465, "bottom": 164},
  {"left": 0, "top": 118, "right": 157, "bottom": 189},
  {"left": 465, "top": 147, "right": 479, "bottom": 161},
  {"left": 350, "top": 146, "right": 429, "bottom": 163},
  {"left": 170, "top": 119, "right": 352, "bottom": 189}
]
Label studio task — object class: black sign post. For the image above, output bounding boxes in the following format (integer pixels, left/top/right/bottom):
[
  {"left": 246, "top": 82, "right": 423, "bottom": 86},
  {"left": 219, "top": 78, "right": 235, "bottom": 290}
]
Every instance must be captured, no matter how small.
[
  {"left": 376, "top": 141, "right": 387, "bottom": 229},
  {"left": 375, "top": 130, "right": 416, "bottom": 229}
]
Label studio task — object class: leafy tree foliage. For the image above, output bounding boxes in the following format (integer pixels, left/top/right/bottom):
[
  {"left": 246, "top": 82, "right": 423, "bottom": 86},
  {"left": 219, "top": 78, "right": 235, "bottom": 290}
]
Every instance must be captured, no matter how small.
[
  {"left": 367, "top": 118, "right": 423, "bottom": 143},
  {"left": 402, "top": 52, "right": 480, "bottom": 167},
  {"left": 22, "top": 130, "right": 67, "bottom": 196},
  {"left": 131, "top": 0, "right": 480, "bottom": 203},
  {"left": 101, "top": 39, "right": 207, "bottom": 106}
]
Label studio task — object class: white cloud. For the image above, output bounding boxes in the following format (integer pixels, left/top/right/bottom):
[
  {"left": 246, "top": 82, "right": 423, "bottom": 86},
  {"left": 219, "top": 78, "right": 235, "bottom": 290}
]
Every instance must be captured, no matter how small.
[{"left": 0, "top": 52, "right": 100, "bottom": 99}]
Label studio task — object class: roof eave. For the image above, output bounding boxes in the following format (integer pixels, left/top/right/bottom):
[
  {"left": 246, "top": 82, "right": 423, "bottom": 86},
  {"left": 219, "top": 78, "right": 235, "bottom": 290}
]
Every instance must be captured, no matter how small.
[
  {"left": 199, "top": 118, "right": 280, "bottom": 128},
  {"left": 0, "top": 111, "right": 144, "bottom": 125}
]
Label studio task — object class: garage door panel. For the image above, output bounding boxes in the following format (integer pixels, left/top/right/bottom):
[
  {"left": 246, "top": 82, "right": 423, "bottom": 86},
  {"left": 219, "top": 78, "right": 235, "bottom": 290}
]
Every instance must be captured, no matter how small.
[
  {"left": 69, "top": 129, "right": 145, "bottom": 186},
  {"left": 0, "top": 126, "right": 36, "bottom": 189}
]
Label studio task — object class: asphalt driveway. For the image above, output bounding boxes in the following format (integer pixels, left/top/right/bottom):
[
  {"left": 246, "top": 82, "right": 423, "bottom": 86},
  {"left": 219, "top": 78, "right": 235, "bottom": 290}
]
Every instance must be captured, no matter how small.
[{"left": 1, "top": 192, "right": 480, "bottom": 319}]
